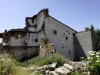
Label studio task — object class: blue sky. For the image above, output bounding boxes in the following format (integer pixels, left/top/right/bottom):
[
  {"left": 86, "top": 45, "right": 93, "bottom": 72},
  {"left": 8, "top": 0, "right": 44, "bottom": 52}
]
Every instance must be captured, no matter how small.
[{"left": 0, "top": 0, "right": 100, "bottom": 33}]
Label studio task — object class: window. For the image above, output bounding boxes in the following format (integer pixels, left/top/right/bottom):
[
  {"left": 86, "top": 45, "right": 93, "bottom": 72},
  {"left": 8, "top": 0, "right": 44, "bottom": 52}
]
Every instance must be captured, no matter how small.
[
  {"left": 62, "top": 47, "right": 64, "bottom": 48},
  {"left": 34, "top": 38, "right": 38, "bottom": 42},
  {"left": 69, "top": 51, "right": 70, "bottom": 55},
  {"left": 53, "top": 30, "right": 57, "bottom": 34},
  {"left": 25, "top": 42, "right": 27, "bottom": 46},
  {"left": 34, "top": 24, "right": 37, "bottom": 29},
  {"left": 73, "top": 33, "right": 75, "bottom": 35},
  {"left": 66, "top": 37, "right": 68, "bottom": 40},
  {"left": 68, "top": 33, "right": 70, "bottom": 34}
]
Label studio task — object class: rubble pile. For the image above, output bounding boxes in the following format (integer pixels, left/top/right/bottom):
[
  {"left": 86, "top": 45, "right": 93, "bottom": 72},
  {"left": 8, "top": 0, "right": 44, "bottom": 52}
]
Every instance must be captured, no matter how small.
[{"left": 37, "top": 62, "right": 89, "bottom": 75}]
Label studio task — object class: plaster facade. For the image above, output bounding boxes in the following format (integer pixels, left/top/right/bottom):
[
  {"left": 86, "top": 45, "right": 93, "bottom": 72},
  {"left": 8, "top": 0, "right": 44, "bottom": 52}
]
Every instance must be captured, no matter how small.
[{"left": 45, "top": 16, "right": 76, "bottom": 59}]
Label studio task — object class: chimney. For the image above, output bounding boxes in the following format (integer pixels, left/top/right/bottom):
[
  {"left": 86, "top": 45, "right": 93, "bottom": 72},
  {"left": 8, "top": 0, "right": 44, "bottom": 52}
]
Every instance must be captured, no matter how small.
[{"left": 43, "top": 8, "right": 49, "bottom": 17}]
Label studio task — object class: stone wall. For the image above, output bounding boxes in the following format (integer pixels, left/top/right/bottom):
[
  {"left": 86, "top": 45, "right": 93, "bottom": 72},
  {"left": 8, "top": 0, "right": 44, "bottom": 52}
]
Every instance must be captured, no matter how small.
[
  {"left": 9, "top": 46, "right": 39, "bottom": 61},
  {"left": 91, "top": 31, "right": 100, "bottom": 51},
  {"left": 74, "top": 31, "right": 100, "bottom": 60},
  {"left": 74, "top": 31, "right": 92, "bottom": 60}
]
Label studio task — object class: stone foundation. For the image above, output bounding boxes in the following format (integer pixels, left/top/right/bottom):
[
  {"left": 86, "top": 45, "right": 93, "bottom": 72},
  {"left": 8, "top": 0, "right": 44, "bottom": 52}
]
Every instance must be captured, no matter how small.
[{"left": 8, "top": 46, "right": 39, "bottom": 61}]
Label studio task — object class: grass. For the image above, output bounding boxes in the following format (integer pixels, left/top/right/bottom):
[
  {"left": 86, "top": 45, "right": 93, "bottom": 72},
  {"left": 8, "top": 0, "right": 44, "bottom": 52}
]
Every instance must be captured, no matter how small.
[
  {"left": 21, "top": 53, "right": 68, "bottom": 67},
  {"left": 11, "top": 66, "right": 31, "bottom": 75},
  {"left": 32, "top": 71, "right": 42, "bottom": 75},
  {"left": 71, "top": 71, "right": 83, "bottom": 75}
]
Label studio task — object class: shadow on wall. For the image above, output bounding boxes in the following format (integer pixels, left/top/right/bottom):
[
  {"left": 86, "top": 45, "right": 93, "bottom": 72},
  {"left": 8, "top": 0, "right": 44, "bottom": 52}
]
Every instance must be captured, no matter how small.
[
  {"left": 91, "top": 32, "right": 100, "bottom": 51},
  {"left": 74, "top": 34, "right": 87, "bottom": 61}
]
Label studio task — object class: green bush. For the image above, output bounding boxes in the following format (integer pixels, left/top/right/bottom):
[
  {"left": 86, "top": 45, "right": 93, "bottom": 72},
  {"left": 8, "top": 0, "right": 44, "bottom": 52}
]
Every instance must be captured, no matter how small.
[
  {"left": 0, "top": 54, "right": 31, "bottom": 75},
  {"left": 0, "top": 54, "right": 13, "bottom": 75}
]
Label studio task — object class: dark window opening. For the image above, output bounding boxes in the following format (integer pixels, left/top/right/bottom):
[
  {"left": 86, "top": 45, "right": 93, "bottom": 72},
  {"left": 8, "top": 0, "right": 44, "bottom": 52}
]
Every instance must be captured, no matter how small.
[
  {"left": 34, "top": 38, "right": 38, "bottom": 42},
  {"left": 41, "top": 21, "right": 45, "bottom": 29},
  {"left": 66, "top": 37, "right": 68, "bottom": 40},
  {"left": 62, "top": 47, "right": 64, "bottom": 48},
  {"left": 68, "top": 33, "right": 70, "bottom": 34},
  {"left": 69, "top": 51, "right": 70, "bottom": 55},
  {"left": 53, "top": 30, "right": 57, "bottom": 34},
  {"left": 24, "top": 41, "right": 27, "bottom": 46},
  {"left": 73, "top": 33, "right": 75, "bottom": 35},
  {"left": 34, "top": 24, "right": 37, "bottom": 29},
  {"left": 33, "top": 24, "right": 37, "bottom": 31}
]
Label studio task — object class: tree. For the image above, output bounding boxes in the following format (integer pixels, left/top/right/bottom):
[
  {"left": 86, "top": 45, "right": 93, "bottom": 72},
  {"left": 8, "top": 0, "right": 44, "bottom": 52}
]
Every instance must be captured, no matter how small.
[
  {"left": 90, "top": 25, "right": 95, "bottom": 31},
  {"left": 85, "top": 25, "right": 95, "bottom": 32},
  {"left": 85, "top": 27, "right": 90, "bottom": 31},
  {"left": 95, "top": 29, "right": 100, "bottom": 36},
  {"left": 85, "top": 25, "right": 100, "bottom": 37}
]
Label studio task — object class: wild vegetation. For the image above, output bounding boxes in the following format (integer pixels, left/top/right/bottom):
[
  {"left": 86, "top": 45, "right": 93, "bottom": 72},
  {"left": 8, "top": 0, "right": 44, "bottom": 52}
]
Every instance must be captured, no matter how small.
[
  {"left": 87, "top": 51, "right": 100, "bottom": 75},
  {"left": 0, "top": 53, "right": 68, "bottom": 75},
  {"left": 85, "top": 25, "right": 100, "bottom": 36},
  {"left": 0, "top": 54, "right": 31, "bottom": 75},
  {"left": 0, "top": 51, "right": 100, "bottom": 75},
  {"left": 22, "top": 53, "right": 67, "bottom": 67}
]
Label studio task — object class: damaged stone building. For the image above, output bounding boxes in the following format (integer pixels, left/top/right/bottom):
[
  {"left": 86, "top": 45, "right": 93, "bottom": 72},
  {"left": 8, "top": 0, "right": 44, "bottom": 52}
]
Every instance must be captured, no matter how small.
[{"left": 1, "top": 9, "right": 100, "bottom": 60}]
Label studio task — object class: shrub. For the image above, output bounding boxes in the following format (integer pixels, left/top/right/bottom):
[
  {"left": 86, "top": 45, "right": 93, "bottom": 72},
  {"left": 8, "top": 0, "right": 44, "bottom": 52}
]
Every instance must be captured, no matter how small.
[
  {"left": 87, "top": 51, "right": 100, "bottom": 75},
  {"left": 0, "top": 54, "right": 31, "bottom": 75},
  {"left": 0, "top": 54, "right": 13, "bottom": 75}
]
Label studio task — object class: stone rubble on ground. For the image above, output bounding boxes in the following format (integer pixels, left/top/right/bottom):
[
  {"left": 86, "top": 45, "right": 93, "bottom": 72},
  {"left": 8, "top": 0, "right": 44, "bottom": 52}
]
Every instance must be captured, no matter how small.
[
  {"left": 48, "top": 71, "right": 58, "bottom": 75},
  {"left": 37, "top": 61, "right": 90, "bottom": 75},
  {"left": 71, "top": 61, "right": 88, "bottom": 72},
  {"left": 37, "top": 62, "right": 57, "bottom": 72},
  {"left": 37, "top": 62, "right": 75, "bottom": 75},
  {"left": 55, "top": 66, "right": 71, "bottom": 75},
  {"left": 63, "top": 63, "right": 74, "bottom": 71}
]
